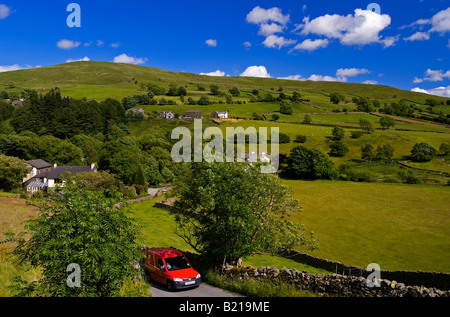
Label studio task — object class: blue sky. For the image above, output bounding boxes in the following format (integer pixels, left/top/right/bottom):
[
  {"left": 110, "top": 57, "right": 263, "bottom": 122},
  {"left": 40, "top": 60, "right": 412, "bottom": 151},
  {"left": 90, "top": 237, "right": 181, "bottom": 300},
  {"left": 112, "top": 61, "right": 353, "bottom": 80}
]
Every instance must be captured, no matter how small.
[{"left": 0, "top": 0, "right": 449, "bottom": 96}]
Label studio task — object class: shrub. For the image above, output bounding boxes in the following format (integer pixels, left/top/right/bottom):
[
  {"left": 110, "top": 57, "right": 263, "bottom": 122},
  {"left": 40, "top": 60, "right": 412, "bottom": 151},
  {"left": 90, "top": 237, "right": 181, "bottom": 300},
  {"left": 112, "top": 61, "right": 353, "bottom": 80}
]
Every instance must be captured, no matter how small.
[
  {"left": 329, "top": 141, "right": 349, "bottom": 157},
  {"left": 410, "top": 143, "right": 437, "bottom": 162},
  {"left": 398, "top": 170, "right": 422, "bottom": 184},
  {"left": 294, "top": 135, "right": 307, "bottom": 143},
  {"left": 350, "top": 131, "right": 365, "bottom": 139}
]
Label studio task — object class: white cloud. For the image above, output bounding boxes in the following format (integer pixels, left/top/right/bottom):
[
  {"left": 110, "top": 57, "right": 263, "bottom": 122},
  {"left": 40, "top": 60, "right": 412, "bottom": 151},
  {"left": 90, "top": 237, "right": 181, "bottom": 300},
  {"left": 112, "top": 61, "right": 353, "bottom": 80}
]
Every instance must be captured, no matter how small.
[
  {"left": 277, "top": 75, "right": 304, "bottom": 81},
  {"left": 243, "top": 41, "right": 252, "bottom": 48},
  {"left": 113, "top": 54, "right": 147, "bottom": 65},
  {"left": 411, "top": 87, "right": 431, "bottom": 94},
  {"left": 66, "top": 56, "right": 90, "bottom": 63},
  {"left": 97, "top": 40, "right": 104, "bottom": 47},
  {"left": 414, "top": 69, "right": 450, "bottom": 83},
  {"left": 308, "top": 74, "right": 342, "bottom": 82},
  {"left": 57, "top": 39, "right": 81, "bottom": 50},
  {"left": 262, "top": 35, "right": 297, "bottom": 49},
  {"left": 205, "top": 39, "right": 217, "bottom": 47},
  {"left": 246, "top": 6, "right": 290, "bottom": 26},
  {"left": 0, "top": 4, "right": 11, "bottom": 19},
  {"left": 430, "top": 7, "right": 450, "bottom": 33},
  {"left": 111, "top": 42, "right": 121, "bottom": 48},
  {"left": 380, "top": 35, "right": 400, "bottom": 48},
  {"left": 290, "top": 38, "right": 329, "bottom": 52},
  {"left": 336, "top": 68, "right": 369, "bottom": 77},
  {"left": 200, "top": 70, "right": 226, "bottom": 77},
  {"left": 0, "top": 64, "right": 22, "bottom": 73},
  {"left": 258, "top": 23, "right": 285, "bottom": 36},
  {"left": 412, "top": 86, "right": 450, "bottom": 97},
  {"left": 404, "top": 31, "right": 430, "bottom": 41},
  {"left": 240, "top": 66, "right": 271, "bottom": 78},
  {"left": 362, "top": 80, "right": 378, "bottom": 85},
  {"left": 399, "top": 19, "right": 430, "bottom": 30},
  {"left": 298, "top": 9, "right": 392, "bottom": 47}
]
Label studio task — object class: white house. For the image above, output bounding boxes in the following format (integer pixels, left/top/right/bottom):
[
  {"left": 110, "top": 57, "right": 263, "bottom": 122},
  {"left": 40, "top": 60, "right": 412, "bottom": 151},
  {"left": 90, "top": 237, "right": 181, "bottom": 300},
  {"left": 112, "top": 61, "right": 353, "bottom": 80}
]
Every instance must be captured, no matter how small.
[
  {"left": 159, "top": 110, "right": 175, "bottom": 119},
  {"left": 26, "top": 163, "right": 97, "bottom": 193},
  {"left": 211, "top": 111, "right": 228, "bottom": 119}
]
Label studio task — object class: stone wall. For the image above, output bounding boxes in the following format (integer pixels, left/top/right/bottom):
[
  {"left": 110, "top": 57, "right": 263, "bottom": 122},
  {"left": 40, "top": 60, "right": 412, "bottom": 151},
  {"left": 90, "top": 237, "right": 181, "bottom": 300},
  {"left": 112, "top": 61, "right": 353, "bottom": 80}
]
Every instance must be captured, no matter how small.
[
  {"left": 277, "top": 249, "right": 450, "bottom": 291},
  {"left": 221, "top": 264, "right": 449, "bottom": 297}
]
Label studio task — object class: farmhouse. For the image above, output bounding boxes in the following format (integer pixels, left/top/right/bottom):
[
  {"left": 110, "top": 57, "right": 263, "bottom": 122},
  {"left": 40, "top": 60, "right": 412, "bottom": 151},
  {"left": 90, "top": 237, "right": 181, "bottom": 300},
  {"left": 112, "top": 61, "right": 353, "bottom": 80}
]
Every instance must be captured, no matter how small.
[
  {"left": 241, "top": 152, "right": 271, "bottom": 163},
  {"left": 26, "top": 163, "right": 97, "bottom": 194},
  {"left": 159, "top": 110, "right": 175, "bottom": 119},
  {"left": 23, "top": 159, "right": 52, "bottom": 183},
  {"left": 211, "top": 111, "right": 228, "bottom": 119},
  {"left": 184, "top": 110, "right": 202, "bottom": 120}
]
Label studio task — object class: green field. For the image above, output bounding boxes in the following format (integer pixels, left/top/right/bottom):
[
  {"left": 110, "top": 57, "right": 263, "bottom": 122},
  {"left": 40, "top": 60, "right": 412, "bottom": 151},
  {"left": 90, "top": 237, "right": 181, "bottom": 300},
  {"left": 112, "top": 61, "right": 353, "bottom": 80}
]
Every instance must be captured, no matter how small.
[{"left": 283, "top": 180, "right": 450, "bottom": 272}]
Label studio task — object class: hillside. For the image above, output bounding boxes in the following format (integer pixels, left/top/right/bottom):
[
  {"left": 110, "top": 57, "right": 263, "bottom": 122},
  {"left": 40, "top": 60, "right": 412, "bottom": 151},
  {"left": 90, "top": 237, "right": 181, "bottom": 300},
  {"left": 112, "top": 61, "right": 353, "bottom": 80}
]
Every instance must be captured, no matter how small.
[{"left": 0, "top": 61, "right": 448, "bottom": 104}]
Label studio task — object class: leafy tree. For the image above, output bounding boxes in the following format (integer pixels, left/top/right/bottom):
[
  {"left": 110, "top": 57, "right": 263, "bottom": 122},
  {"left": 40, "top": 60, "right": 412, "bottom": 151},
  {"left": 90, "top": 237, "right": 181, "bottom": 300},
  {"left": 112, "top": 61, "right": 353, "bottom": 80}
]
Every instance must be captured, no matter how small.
[
  {"left": 271, "top": 114, "right": 280, "bottom": 122},
  {"left": 168, "top": 162, "right": 318, "bottom": 266},
  {"left": 330, "top": 92, "right": 344, "bottom": 104},
  {"left": 228, "top": 87, "right": 240, "bottom": 97},
  {"left": 285, "top": 146, "right": 338, "bottom": 180},
  {"left": 303, "top": 115, "right": 312, "bottom": 124},
  {"left": 375, "top": 144, "right": 395, "bottom": 161},
  {"left": 331, "top": 126, "right": 345, "bottom": 140},
  {"left": 13, "top": 182, "right": 142, "bottom": 296},
  {"left": 187, "top": 97, "right": 196, "bottom": 105},
  {"left": 72, "top": 170, "right": 121, "bottom": 194},
  {"left": 252, "top": 112, "right": 264, "bottom": 121},
  {"left": 197, "top": 96, "right": 211, "bottom": 105},
  {"left": 0, "top": 100, "right": 14, "bottom": 120},
  {"left": 294, "top": 135, "right": 307, "bottom": 143},
  {"left": 360, "top": 144, "right": 375, "bottom": 162},
  {"left": 210, "top": 85, "right": 220, "bottom": 95},
  {"left": 410, "top": 143, "right": 437, "bottom": 162},
  {"left": 439, "top": 143, "right": 450, "bottom": 156},
  {"left": 0, "top": 154, "right": 28, "bottom": 191},
  {"left": 279, "top": 100, "right": 293, "bottom": 115},
  {"left": 278, "top": 133, "right": 291, "bottom": 144},
  {"left": 379, "top": 116, "right": 396, "bottom": 129},
  {"left": 355, "top": 97, "right": 374, "bottom": 112},
  {"left": 359, "top": 118, "right": 375, "bottom": 133},
  {"left": 292, "top": 91, "right": 302, "bottom": 102},
  {"left": 252, "top": 89, "right": 259, "bottom": 95},
  {"left": 329, "top": 141, "right": 349, "bottom": 157}
]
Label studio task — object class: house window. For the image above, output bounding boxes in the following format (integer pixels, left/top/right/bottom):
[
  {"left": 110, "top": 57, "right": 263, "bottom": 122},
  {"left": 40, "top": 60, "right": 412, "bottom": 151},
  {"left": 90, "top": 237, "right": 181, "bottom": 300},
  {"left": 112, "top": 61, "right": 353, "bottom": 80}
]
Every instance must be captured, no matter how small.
[{"left": 54, "top": 179, "right": 63, "bottom": 184}]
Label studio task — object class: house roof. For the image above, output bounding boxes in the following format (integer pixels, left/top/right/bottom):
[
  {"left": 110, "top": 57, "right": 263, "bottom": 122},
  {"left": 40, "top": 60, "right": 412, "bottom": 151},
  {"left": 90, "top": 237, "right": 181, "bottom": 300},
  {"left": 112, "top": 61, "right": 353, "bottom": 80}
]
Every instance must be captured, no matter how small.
[
  {"left": 26, "top": 159, "right": 51, "bottom": 169},
  {"left": 185, "top": 110, "right": 202, "bottom": 114},
  {"left": 35, "top": 166, "right": 95, "bottom": 180},
  {"left": 27, "top": 181, "right": 46, "bottom": 188}
]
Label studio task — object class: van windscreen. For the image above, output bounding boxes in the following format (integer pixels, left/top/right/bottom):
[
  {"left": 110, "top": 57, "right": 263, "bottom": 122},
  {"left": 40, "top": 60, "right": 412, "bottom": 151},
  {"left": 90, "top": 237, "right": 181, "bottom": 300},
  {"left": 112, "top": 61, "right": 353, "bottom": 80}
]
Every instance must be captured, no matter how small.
[{"left": 165, "top": 256, "right": 191, "bottom": 271}]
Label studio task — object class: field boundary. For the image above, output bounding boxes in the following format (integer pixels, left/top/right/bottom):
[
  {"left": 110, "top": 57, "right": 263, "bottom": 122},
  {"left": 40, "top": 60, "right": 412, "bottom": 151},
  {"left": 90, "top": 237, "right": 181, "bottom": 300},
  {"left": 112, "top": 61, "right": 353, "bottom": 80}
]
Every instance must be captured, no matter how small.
[{"left": 277, "top": 249, "right": 450, "bottom": 290}]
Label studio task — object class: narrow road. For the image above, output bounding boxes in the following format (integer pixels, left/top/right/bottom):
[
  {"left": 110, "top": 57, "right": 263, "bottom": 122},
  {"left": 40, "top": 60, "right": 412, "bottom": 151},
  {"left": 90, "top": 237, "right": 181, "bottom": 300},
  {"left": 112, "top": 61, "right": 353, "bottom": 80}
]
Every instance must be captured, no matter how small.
[{"left": 149, "top": 280, "right": 243, "bottom": 297}]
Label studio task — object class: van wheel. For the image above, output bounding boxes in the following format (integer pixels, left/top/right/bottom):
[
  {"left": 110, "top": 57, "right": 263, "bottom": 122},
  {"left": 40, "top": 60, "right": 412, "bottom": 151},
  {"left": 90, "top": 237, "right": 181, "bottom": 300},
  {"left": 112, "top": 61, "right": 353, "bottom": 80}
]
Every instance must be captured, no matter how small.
[{"left": 167, "top": 280, "right": 175, "bottom": 292}]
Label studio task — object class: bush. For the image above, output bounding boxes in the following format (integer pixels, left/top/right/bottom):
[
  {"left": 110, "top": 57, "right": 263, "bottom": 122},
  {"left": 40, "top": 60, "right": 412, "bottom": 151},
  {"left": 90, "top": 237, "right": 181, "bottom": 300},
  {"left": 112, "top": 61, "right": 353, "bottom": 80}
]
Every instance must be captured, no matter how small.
[
  {"left": 285, "top": 146, "right": 338, "bottom": 180},
  {"left": 410, "top": 143, "right": 437, "bottom": 162},
  {"left": 398, "top": 170, "right": 422, "bottom": 184},
  {"left": 350, "top": 131, "right": 365, "bottom": 139},
  {"left": 294, "top": 135, "right": 307, "bottom": 143},
  {"left": 339, "top": 165, "right": 377, "bottom": 182},
  {"left": 329, "top": 142, "right": 349, "bottom": 157}
]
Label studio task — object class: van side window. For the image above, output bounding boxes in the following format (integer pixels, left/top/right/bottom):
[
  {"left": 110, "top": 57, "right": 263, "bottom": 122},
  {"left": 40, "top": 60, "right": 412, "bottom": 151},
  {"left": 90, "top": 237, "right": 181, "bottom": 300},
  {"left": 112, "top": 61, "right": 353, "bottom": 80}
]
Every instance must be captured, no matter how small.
[{"left": 157, "top": 258, "right": 164, "bottom": 269}]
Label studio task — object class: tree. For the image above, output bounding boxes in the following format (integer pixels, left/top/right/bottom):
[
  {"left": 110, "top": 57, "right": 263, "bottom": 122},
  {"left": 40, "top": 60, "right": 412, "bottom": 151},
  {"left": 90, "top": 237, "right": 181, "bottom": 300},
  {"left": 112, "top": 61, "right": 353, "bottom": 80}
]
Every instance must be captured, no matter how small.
[
  {"left": 439, "top": 143, "right": 450, "bottom": 156},
  {"left": 0, "top": 154, "right": 28, "bottom": 191},
  {"left": 330, "top": 92, "right": 344, "bottom": 104},
  {"left": 379, "top": 116, "right": 396, "bottom": 129},
  {"left": 292, "top": 91, "right": 302, "bottom": 102},
  {"left": 13, "top": 182, "right": 143, "bottom": 296},
  {"left": 355, "top": 97, "right": 374, "bottom": 112},
  {"left": 375, "top": 144, "right": 395, "bottom": 161},
  {"left": 271, "top": 114, "right": 280, "bottom": 122},
  {"left": 177, "top": 86, "right": 187, "bottom": 96},
  {"left": 71, "top": 170, "right": 121, "bottom": 194},
  {"left": 294, "top": 135, "right": 307, "bottom": 143},
  {"left": 329, "top": 141, "right": 349, "bottom": 157},
  {"left": 197, "top": 96, "right": 211, "bottom": 105},
  {"left": 228, "top": 87, "right": 240, "bottom": 97},
  {"left": 410, "top": 143, "right": 437, "bottom": 162},
  {"left": 279, "top": 100, "right": 293, "bottom": 115},
  {"left": 359, "top": 119, "right": 375, "bottom": 133},
  {"left": 331, "top": 126, "right": 345, "bottom": 140},
  {"left": 361, "top": 144, "right": 375, "bottom": 162},
  {"left": 210, "top": 85, "right": 220, "bottom": 95},
  {"left": 303, "top": 115, "right": 312, "bottom": 124},
  {"left": 168, "top": 162, "right": 318, "bottom": 266},
  {"left": 285, "top": 146, "right": 338, "bottom": 180},
  {"left": 278, "top": 133, "right": 291, "bottom": 144}
]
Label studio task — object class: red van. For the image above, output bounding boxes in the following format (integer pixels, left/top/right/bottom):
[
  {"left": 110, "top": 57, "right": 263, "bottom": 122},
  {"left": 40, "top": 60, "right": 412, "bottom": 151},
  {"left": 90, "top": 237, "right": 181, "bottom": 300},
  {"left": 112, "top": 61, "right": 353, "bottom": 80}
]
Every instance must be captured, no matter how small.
[{"left": 145, "top": 248, "right": 201, "bottom": 291}]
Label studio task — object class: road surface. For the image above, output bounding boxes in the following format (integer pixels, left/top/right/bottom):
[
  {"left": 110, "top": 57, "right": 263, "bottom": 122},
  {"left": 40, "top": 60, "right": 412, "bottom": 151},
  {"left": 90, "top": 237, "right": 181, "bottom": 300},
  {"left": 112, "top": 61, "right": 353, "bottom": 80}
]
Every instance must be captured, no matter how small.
[{"left": 149, "top": 280, "right": 243, "bottom": 297}]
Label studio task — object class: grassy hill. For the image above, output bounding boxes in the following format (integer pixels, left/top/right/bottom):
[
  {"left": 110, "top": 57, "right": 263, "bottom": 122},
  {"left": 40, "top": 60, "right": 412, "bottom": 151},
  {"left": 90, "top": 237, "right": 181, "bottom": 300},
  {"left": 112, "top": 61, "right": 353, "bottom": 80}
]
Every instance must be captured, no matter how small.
[{"left": 0, "top": 61, "right": 448, "bottom": 104}]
